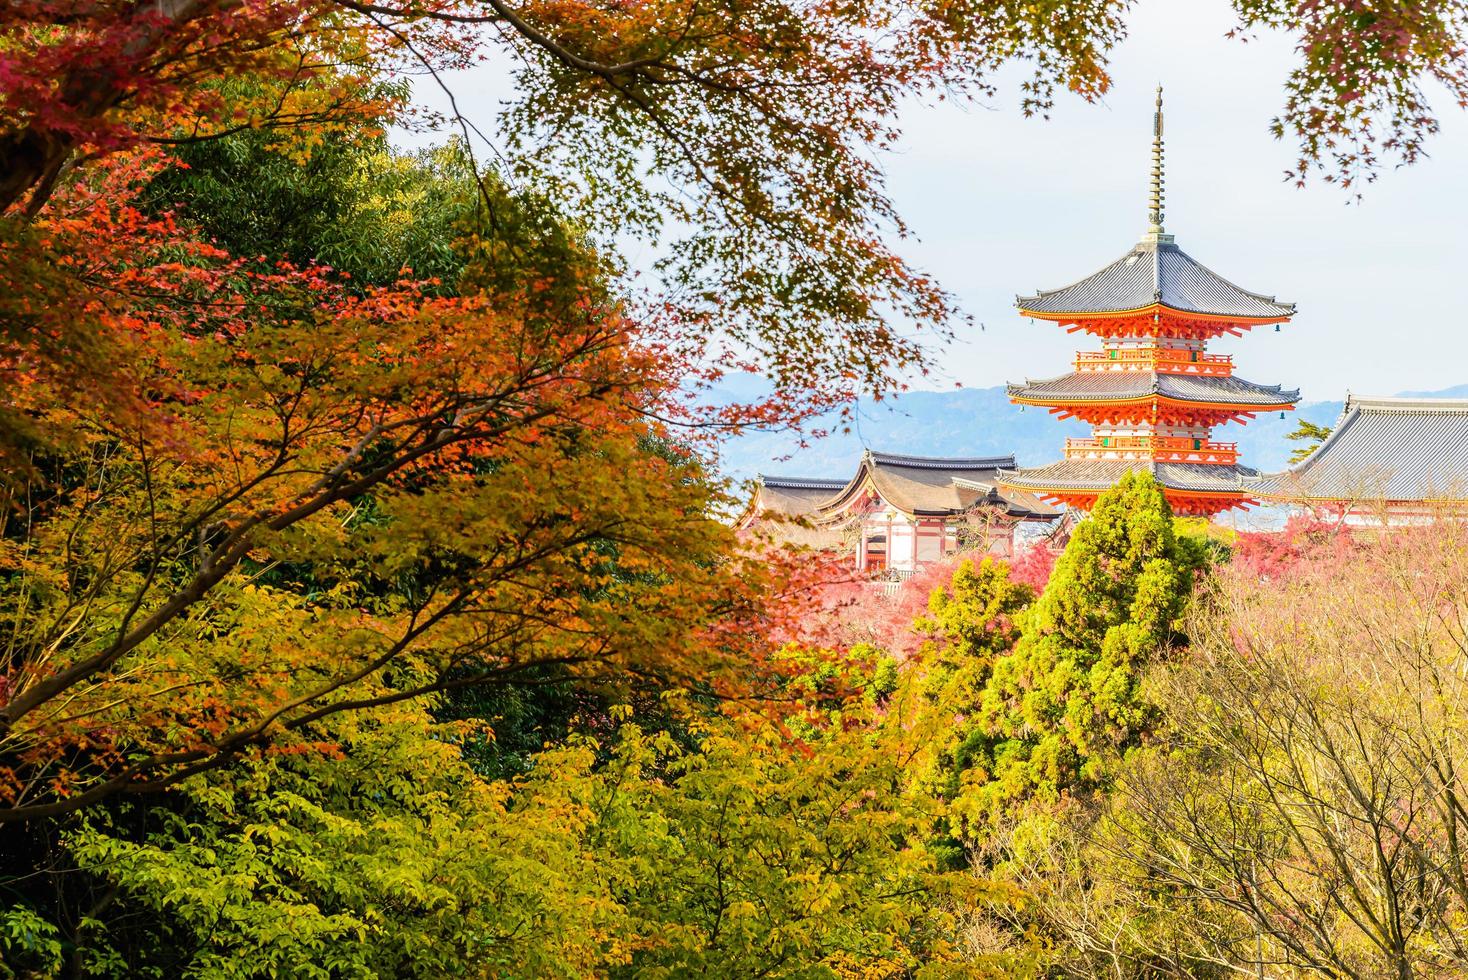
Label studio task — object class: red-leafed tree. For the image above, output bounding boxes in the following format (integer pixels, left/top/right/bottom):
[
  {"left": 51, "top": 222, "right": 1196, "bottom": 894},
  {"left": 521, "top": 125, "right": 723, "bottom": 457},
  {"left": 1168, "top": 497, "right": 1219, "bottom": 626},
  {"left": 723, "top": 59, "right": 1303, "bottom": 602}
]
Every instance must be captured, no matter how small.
[
  {"left": 4, "top": 0, "right": 1468, "bottom": 827},
  {"left": 6, "top": 0, "right": 1468, "bottom": 406},
  {"left": 1231, "top": 513, "right": 1357, "bottom": 581},
  {"left": 0, "top": 145, "right": 833, "bottom": 821}
]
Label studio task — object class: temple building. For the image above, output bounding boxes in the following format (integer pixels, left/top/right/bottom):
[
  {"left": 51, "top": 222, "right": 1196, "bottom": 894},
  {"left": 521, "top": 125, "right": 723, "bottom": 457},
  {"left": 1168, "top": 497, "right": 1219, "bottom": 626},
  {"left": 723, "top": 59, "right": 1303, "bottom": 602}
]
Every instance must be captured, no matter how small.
[
  {"left": 998, "top": 87, "right": 1299, "bottom": 517},
  {"left": 740, "top": 451, "right": 1061, "bottom": 575},
  {"left": 1253, "top": 396, "right": 1468, "bottom": 522}
]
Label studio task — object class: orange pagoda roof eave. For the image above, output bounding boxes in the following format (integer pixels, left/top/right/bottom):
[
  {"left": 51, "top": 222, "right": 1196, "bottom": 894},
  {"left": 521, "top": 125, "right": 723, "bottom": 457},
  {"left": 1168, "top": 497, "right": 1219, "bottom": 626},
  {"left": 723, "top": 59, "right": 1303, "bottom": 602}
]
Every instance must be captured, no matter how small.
[
  {"left": 1027, "top": 486, "right": 1250, "bottom": 501},
  {"left": 1021, "top": 485, "right": 1258, "bottom": 515},
  {"left": 1019, "top": 302, "right": 1292, "bottom": 328}
]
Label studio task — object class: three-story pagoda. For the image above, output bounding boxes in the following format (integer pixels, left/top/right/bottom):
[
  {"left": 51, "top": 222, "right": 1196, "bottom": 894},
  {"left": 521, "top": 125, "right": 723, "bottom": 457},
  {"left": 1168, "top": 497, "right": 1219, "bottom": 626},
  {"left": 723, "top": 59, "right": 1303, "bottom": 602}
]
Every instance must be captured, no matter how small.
[{"left": 998, "top": 87, "right": 1299, "bottom": 517}]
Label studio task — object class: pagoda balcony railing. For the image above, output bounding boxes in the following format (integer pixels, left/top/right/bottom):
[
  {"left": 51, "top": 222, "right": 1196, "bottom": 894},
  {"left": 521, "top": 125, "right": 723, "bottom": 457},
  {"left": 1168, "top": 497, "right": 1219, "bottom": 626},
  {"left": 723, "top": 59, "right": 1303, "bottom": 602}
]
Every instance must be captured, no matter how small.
[
  {"left": 1065, "top": 436, "right": 1239, "bottom": 465},
  {"left": 1075, "top": 348, "right": 1233, "bottom": 377}
]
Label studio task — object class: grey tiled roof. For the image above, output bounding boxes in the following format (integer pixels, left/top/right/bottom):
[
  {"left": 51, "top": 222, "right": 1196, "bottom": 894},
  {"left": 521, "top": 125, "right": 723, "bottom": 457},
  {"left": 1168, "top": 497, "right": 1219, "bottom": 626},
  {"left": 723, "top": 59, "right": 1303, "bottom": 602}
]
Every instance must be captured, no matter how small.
[
  {"left": 1253, "top": 396, "right": 1468, "bottom": 502},
  {"left": 819, "top": 451, "right": 1048, "bottom": 517},
  {"left": 867, "top": 451, "right": 1016, "bottom": 470},
  {"left": 828, "top": 453, "right": 1005, "bottom": 515},
  {"left": 999, "top": 459, "right": 1259, "bottom": 494},
  {"left": 1017, "top": 241, "right": 1294, "bottom": 319},
  {"left": 951, "top": 477, "right": 1063, "bottom": 518},
  {"left": 1008, "top": 371, "right": 1299, "bottom": 407},
  {"left": 759, "top": 476, "right": 849, "bottom": 491},
  {"left": 746, "top": 452, "right": 1055, "bottom": 527}
]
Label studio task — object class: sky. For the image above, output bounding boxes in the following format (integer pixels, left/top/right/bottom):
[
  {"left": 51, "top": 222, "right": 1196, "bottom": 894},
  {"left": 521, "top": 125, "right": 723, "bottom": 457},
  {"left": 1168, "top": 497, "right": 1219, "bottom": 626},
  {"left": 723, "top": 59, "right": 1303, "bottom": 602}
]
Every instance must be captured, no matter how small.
[{"left": 394, "top": 0, "right": 1468, "bottom": 403}]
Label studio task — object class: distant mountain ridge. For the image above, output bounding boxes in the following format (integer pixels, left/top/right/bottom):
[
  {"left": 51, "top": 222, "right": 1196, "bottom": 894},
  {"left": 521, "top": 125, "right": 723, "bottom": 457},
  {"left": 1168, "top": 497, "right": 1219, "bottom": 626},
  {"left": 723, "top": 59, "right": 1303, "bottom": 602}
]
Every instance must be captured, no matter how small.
[{"left": 714, "top": 382, "right": 1468, "bottom": 484}]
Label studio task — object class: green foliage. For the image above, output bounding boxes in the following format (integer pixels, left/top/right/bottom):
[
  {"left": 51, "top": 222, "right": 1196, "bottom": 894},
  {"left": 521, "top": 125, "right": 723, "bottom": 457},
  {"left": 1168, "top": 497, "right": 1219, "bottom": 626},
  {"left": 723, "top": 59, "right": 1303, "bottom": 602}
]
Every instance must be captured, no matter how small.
[
  {"left": 887, "top": 492, "right": 1206, "bottom": 868},
  {"left": 1285, "top": 418, "right": 1333, "bottom": 464},
  {"left": 598, "top": 721, "right": 959, "bottom": 977},
  {"left": 1171, "top": 516, "right": 1235, "bottom": 567},
  {"left": 917, "top": 558, "right": 1034, "bottom": 669},
  {"left": 39, "top": 702, "right": 627, "bottom": 978},
  {"left": 145, "top": 125, "right": 612, "bottom": 319},
  {"left": 909, "top": 559, "right": 1035, "bottom": 866},
  {"left": 0, "top": 904, "right": 63, "bottom": 979},
  {"left": 438, "top": 670, "right": 706, "bottom": 782},
  {"left": 145, "top": 129, "right": 470, "bottom": 290},
  {"left": 435, "top": 671, "right": 603, "bottom": 780},
  {"left": 7, "top": 696, "right": 971, "bottom": 979},
  {"left": 768, "top": 641, "right": 904, "bottom": 742},
  {"left": 965, "top": 473, "right": 1204, "bottom": 828}
]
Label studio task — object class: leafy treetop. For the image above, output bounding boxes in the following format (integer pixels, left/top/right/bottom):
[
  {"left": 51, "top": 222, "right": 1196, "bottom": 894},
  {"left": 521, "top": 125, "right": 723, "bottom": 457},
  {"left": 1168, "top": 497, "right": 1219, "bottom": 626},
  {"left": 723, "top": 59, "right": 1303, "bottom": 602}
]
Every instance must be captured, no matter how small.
[
  {"left": 969, "top": 472, "right": 1204, "bottom": 826},
  {"left": 5, "top": 0, "right": 1468, "bottom": 403},
  {"left": 1286, "top": 418, "right": 1334, "bottom": 464}
]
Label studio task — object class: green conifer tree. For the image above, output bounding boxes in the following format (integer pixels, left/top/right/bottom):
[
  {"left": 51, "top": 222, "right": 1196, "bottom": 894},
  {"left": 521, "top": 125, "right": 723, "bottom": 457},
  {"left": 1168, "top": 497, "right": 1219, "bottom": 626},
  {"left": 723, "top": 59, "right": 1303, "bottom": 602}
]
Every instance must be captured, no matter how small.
[
  {"left": 966, "top": 472, "right": 1205, "bottom": 825},
  {"left": 910, "top": 557, "right": 1035, "bottom": 865},
  {"left": 1285, "top": 418, "right": 1333, "bottom": 464}
]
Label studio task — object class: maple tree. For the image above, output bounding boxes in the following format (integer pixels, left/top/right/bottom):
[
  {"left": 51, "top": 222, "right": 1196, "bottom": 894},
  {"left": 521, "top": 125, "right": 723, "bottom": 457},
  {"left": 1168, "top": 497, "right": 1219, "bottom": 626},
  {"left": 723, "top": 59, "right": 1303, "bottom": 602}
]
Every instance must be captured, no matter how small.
[
  {"left": 4, "top": 0, "right": 1467, "bottom": 407},
  {"left": 3, "top": 1, "right": 1468, "bottom": 973},
  {"left": 1238, "top": 0, "right": 1468, "bottom": 189},
  {"left": 0, "top": 0, "right": 1127, "bottom": 415},
  {"left": 1, "top": 682, "right": 995, "bottom": 976},
  {"left": 0, "top": 133, "right": 813, "bottom": 824}
]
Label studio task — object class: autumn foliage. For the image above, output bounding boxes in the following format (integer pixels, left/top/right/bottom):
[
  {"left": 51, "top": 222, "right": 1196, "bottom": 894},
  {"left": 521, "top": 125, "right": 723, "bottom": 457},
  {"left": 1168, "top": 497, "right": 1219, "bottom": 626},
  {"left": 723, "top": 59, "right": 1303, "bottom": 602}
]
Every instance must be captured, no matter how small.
[
  {"left": 0, "top": 145, "right": 802, "bottom": 821},
  {"left": 5, "top": 0, "right": 1468, "bottom": 975}
]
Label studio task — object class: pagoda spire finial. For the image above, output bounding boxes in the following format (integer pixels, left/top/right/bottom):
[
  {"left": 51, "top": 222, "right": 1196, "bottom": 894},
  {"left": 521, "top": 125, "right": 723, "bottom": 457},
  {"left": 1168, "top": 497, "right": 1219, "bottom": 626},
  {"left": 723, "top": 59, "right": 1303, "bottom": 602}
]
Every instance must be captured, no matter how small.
[{"left": 1145, "top": 84, "right": 1174, "bottom": 244}]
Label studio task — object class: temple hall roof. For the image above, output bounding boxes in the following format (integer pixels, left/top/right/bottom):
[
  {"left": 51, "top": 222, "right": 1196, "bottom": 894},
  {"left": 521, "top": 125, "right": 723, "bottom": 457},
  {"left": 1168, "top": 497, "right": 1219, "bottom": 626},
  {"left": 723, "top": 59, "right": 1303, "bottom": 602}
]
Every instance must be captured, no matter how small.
[
  {"left": 950, "top": 477, "right": 1062, "bottom": 519},
  {"left": 999, "top": 459, "right": 1259, "bottom": 496},
  {"left": 1016, "top": 240, "right": 1295, "bottom": 321},
  {"left": 863, "top": 452, "right": 1018, "bottom": 471},
  {"left": 752, "top": 477, "right": 849, "bottom": 518},
  {"left": 745, "top": 451, "right": 1061, "bottom": 537},
  {"left": 819, "top": 451, "right": 1029, "bottom": 517},
  {"left": 1008, "top": 371, "right": 1299, "bottom": 407},
  {"left": 1253, "top": 396, "right": 1468, "bottom": 503}
]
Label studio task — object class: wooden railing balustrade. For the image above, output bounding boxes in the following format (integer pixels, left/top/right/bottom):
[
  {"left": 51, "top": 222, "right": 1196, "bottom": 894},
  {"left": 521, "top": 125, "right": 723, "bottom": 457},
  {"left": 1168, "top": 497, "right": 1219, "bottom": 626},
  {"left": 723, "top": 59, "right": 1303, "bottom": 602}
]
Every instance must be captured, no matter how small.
[
  {"left": 1074, "top": 348, "right": 1233, "bottom": 376},
  {"left": 1065, "top": 435, "right": 1239, "bottom": 464}
]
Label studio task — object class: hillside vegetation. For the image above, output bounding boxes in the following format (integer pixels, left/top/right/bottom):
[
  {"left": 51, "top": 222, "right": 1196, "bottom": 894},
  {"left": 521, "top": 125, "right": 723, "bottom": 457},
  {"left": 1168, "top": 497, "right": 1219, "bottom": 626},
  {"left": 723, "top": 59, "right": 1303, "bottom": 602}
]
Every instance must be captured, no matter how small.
[{"left": 6, "top": 0, "right": 1468, "bottom": 975}]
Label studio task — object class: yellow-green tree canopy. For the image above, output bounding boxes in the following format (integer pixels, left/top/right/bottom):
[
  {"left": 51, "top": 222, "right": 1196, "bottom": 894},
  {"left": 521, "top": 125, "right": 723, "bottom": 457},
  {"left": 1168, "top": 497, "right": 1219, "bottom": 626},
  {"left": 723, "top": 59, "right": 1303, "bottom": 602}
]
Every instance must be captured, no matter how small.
[{"left": 972, "top": 473, "right": 1204, "bottom": 823}]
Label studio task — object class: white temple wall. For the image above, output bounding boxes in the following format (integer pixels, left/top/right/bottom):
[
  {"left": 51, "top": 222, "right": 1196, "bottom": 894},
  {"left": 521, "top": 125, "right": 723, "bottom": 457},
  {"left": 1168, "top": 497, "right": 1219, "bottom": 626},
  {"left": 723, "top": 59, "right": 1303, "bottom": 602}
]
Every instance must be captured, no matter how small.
[
  {"left": 886, "top": 522, "right": 917, "bottom": 571},
  {"left": 915, "top": 529, "right": 943, "bottom": 565}
]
